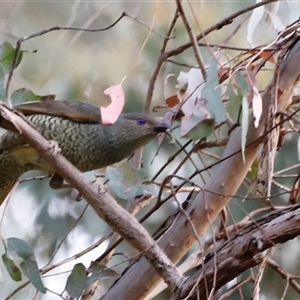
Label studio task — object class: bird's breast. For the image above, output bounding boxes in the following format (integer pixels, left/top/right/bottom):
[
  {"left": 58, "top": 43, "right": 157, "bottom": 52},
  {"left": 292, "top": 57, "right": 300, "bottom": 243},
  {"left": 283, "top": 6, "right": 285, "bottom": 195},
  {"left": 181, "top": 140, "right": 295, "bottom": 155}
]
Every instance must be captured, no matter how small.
[{"left": 29, "top": 115, "right": 126, "bottom": 171}]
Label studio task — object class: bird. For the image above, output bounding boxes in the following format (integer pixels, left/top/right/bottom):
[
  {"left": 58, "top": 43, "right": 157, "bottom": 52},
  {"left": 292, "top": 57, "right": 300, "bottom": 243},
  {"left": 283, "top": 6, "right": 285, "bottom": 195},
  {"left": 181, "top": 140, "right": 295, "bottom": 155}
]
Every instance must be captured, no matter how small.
[{"left": 0, "top": 100, "right": 169, "bottom": 205}]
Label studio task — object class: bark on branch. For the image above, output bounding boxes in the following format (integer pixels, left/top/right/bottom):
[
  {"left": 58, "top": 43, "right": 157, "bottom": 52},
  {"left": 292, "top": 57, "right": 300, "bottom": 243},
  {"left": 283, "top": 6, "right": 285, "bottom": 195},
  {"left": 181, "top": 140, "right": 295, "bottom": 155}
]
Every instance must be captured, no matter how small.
[{"left": 175, "top": 203, "right": 300, "bottom": 299}]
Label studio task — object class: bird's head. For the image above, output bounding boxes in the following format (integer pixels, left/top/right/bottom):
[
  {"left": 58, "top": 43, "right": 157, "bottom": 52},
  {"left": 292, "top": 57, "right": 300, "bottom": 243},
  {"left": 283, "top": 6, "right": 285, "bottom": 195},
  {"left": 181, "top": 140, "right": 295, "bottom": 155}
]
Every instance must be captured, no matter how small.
[{"left": 107, "top": 113, "right": 169, "bottom": 150}]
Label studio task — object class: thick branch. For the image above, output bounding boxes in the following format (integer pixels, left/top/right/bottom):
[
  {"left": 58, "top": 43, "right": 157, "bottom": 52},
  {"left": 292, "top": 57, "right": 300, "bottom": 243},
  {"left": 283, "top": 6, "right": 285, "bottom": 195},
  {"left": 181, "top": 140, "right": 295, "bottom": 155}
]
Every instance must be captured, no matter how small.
[
  {"left": 175, "top": 204, "right": 300, "bottom": 299},
  {"left": 0, "top": 104, "right": 182, "bottom": 291}
]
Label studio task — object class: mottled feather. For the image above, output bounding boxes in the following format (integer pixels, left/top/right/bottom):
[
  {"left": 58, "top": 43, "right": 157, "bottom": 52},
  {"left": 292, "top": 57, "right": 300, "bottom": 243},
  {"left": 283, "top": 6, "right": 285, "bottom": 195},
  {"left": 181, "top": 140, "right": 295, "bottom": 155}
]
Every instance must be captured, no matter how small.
[{"left": 0, "top": 100, "right": 169, "bottom": 204}]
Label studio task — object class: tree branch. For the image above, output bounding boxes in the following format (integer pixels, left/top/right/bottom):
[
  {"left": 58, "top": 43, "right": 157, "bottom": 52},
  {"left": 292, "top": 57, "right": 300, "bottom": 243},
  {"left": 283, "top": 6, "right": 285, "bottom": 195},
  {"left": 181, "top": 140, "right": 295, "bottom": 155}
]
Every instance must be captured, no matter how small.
[
  {"left": 0, "top": 103, "right": 183, "bottom": 291},
  {"left": 174, "top": 203, "right": 300, "bottom": 299}
]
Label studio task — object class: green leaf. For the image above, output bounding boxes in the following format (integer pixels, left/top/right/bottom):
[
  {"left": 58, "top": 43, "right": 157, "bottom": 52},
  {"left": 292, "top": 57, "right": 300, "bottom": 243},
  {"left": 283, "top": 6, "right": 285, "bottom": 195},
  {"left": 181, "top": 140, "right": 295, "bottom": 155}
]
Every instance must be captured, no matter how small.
[
  {"left": 64, "top": 263, "right": 87, "bottom": 298},
  {"left": 7, "top": 237, "right": 34, "bottom": 260},
  {"left": 227, "top": 71, "right": 250, "bottom": 124},
  {"left": 235, "top": 71, "right": 249, "bottom": 95},
  {"left": 20, "top": 260, "right": 46, "bottom": 294},
  {"left": 186, "top": 117, "right": 215, "bottom": 141},
  {"left": 105, "top": 163, "right": 147, "bottom": 200},
  {"left": 241, "top": 96, "right": 249, "bottom": 163},
  {"left": 202, "top": 59, "right": 226, "bottom": 124},
  {"left": 6, "top": 238, "right": 46, "bottom": 293},
  {"left": 0, "top": 41, "right": 23, "bottom": 73},
  {"left": 86, "top": 265, "right": 119, "bottom": 286},
  {"left": 248, "top": 158, "right": 259, "bottom": 181},
  {"left": 0, "top": 65, "right": 5, "bottom": 99},
  {"left": 226, "top": 82, "right": 243, "bottom": 122},
  {"left": 2, "top": 254, "right": 22, "bottom": 281},
  {"left": 11, "top": 88, "right": 56, "bottom": 104}
]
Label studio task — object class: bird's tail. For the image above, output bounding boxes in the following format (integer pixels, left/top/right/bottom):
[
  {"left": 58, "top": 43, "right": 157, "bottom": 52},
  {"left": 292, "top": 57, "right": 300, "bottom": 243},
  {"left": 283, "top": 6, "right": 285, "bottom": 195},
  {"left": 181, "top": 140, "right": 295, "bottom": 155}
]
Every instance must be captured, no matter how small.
[{"left": 0, "top": 179, "right": 17, "bottom": 205}]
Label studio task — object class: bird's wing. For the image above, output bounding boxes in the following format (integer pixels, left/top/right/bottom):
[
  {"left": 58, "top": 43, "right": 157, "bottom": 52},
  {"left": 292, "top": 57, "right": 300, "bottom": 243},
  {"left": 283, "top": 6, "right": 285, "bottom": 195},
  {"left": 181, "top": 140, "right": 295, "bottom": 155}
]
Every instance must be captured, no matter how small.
[
  {"left": 1, "top": 100, "right": 102, "bottom": 150},
  {"left": 14, "top": 100, "right": 102, "bottom": 123}
]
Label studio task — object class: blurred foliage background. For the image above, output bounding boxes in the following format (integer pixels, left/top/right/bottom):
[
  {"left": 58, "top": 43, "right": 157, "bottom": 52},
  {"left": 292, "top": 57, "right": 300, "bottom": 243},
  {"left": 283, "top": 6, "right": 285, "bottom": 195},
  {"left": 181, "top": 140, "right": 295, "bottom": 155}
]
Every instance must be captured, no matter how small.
[{"left": 1, "top": 1, "right": 300, "bottom": 299}]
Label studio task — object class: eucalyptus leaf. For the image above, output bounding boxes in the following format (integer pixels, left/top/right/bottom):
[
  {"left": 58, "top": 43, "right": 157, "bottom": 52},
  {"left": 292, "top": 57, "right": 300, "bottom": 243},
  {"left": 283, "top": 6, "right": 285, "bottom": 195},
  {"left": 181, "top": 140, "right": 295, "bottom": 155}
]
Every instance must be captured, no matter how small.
[
  {"left": 0, "top": 65, "right": 5, "bottom": 99},
  {"left": 20, "top": 260, "right": 46, "bottom": 294},
  {"left": 105, "top": 163, "right": 147, "bottom": 200},
  {"left": 11, "top": 88, "right": 56, "bottom": 104},
  {"left": 2, "top": 254, "right": 22, "bottom": 281},
  {"left": 86, "top": 264, "right": 119, "bottom": 286},
  {"left": 6, "top": 238, "right": 46, "bottom": 293},
  {"left": 226, "top": 82, "right": 243, "bottom": 122},
  {"left": 235, "top": 71, "right": 249, "bottom": 96},
  {"left": 202, "top": 59, "right": 226, "bottom": 124},
  {"left": 186, "top": 118, "right": 215, "bottom": 141},
  {"left": 241, "top": 96, "right": 249, "bottom": 163},
  {"left": 0, "top": 41, "right": 23, "bottom": 73},
  {"left": 64, "top": 263, "right": 87, "bottom": 298},
  {"left": 7, "top": 237, "right": 35, "bottom": 260},
  {"left": 248, "top": 158, "right": 259, "bottom": 181}
]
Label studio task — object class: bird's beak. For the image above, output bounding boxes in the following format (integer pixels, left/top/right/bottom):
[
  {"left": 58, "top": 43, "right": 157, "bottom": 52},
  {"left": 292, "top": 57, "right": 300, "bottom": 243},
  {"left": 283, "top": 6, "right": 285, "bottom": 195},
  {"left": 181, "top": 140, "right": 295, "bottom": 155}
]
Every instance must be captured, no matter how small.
[{"left": 154, "top": 122, "right": 170, "bottom": 133}]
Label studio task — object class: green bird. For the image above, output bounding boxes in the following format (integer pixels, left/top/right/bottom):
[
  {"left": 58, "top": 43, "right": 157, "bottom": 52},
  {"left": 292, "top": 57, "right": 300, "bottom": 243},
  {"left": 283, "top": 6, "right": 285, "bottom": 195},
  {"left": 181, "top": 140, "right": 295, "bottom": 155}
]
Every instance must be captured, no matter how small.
[{"left": 0, "top": 100, "right": 169, "bottom": 204}]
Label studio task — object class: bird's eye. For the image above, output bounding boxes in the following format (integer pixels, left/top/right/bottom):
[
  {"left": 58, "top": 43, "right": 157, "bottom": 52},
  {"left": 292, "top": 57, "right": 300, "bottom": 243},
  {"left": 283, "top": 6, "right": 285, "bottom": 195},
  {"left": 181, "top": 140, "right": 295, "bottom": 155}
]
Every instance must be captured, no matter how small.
[{"left": 137, "top": 118, "right": 146, "bottom": 126}]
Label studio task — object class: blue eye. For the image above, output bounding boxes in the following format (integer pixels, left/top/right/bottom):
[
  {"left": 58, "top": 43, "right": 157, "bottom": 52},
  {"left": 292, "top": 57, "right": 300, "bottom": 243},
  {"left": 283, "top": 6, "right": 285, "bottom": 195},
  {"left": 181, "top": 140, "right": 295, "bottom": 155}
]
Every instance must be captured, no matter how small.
[{"left": 137, "top": 118, "right": 146, "bottom": 126}]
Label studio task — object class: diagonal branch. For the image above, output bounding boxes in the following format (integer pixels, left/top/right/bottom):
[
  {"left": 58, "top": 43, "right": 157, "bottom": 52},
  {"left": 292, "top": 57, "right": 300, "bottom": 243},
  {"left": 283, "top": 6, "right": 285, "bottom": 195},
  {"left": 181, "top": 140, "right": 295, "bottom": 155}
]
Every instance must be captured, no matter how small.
[
  {"left": 0, "top": 103, "right": 183, "bottom": 291},
  {"left": 175, "top": 203, "right": 300, "bottom": 299}
]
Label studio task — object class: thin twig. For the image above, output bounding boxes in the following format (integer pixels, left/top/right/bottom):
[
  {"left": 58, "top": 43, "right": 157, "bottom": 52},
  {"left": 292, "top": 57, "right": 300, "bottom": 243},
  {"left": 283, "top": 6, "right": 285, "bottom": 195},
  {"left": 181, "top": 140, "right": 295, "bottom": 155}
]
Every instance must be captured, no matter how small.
[
  {"left": 5, "top": 14, "right": 127, "bottom": 105},
  {"left": 268, "top": 258, "right": 300, "bottom": 294},
  {"left": 165, "top": 0, "right": 279, "bottom": 58},
  {"left": 175, "top": 0, "right": 206, "bottom": 78},
  {"left": 144, "top": 7, "right": 180, "bottom": 113}
]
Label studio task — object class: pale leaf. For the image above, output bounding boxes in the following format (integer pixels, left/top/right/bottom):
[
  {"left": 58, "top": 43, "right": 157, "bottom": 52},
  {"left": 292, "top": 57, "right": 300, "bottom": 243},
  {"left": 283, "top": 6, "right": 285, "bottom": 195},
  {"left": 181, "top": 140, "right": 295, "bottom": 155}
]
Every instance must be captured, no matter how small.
[
  {"left": 247, "top": 3, "right": 265, "bottom": 47},
  {"left": 101, "top": 83, "right": 125, "bottom": 125},
  {"left": 252, "top": 86, "right": 262, "bottom": 128},
  {"left": 241, "top": 96, "right": 249, "bottom": 163}
]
